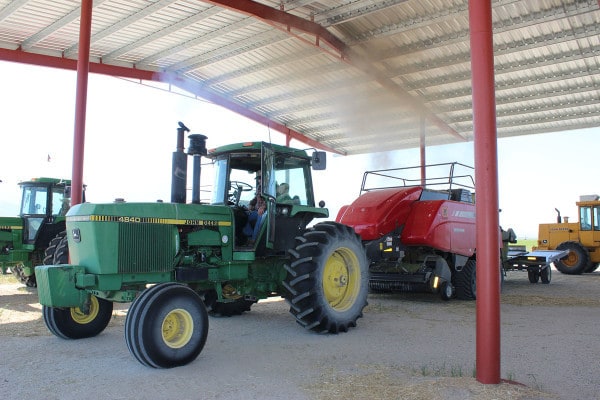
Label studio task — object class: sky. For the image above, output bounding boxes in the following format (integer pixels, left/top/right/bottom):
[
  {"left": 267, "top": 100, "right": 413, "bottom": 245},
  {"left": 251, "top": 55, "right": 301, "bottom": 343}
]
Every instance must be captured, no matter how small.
[{"left": 0, "top": 60, "right": 598, "bottom": 239}]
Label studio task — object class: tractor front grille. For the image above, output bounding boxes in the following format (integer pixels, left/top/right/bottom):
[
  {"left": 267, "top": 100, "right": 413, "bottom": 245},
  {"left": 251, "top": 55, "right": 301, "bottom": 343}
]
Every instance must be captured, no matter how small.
[{"left": 118, "top": 223, "right": 176, "bottom": 274}]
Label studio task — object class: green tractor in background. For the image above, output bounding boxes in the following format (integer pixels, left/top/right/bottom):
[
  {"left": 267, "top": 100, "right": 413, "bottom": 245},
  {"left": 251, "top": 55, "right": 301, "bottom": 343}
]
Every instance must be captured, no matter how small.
[
  {"left": 36, "top": 123, "right": 369, "bottom": 368},
  {"left": 1, "top": 177, "right": 77, "bottom": 287}
]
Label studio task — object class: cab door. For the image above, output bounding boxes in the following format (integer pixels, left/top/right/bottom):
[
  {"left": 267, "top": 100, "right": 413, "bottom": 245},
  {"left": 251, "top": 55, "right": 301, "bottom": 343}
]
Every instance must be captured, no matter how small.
[{"left": 261, "top": 143, "right": 277, "bottom": 248}]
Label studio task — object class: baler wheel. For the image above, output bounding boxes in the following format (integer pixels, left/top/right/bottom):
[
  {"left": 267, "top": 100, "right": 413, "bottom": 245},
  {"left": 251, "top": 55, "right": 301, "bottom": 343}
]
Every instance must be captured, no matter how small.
[
  {"left": 554, "top": 241, "right": 590, "bottom": 275},
  {"left": 453, "top": 260, "right": 477, "bottom": 300},
  {"left": 125, "top": 283, "right": 208, "bottom": 368},
  {"left": 440, "top": 281, "right": 454, "bottom": 301},
  {"left": 42, "top": 296, "right": 114, "bottom": 339},
  {"left": 283, "top": 222, "right": 369, "bottom": 333}
]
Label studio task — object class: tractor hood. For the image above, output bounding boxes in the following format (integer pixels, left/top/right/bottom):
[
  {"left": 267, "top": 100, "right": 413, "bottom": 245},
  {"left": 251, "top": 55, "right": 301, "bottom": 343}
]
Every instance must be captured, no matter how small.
[{"left": 336, "top": 187, "right": 422, "bottom": 240}]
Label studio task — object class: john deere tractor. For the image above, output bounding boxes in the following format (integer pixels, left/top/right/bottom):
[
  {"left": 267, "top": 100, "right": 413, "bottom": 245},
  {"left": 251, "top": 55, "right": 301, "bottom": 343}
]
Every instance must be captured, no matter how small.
[
  {"left": 535, "top": 194, "right": 600, "bottom": 274},
  {"left": 35, "top": 123, "right": 369, "bottom": 368},
  {"left": 0, "top": 177, "right": 78, "bottom": 287}
]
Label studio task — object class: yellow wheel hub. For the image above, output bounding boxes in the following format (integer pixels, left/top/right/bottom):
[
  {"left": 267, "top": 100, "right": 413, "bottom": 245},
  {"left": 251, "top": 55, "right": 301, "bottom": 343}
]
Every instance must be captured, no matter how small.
[
  {"left": 563, "top": 251, "right": 579, "bottom": 267},
  {"left": 162, "top": 308, "right": 194, "bottom": 349},
  {"left": 70, "top": 296, "right": 100, "bottom": 325},
  {"left": 322, "top": 247, "right": 361, "bottom": 311}
]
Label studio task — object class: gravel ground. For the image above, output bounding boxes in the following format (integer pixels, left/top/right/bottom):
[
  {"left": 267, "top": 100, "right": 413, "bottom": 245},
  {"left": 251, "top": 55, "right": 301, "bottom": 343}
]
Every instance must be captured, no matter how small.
[{"left": 1, "top": 268, "right": 599, "bottom": 400}]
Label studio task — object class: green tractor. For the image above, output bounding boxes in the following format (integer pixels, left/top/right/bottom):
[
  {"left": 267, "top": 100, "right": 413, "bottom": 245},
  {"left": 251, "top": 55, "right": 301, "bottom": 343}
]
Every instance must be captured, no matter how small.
[
  {"left": 1, "top": 177, "right": 77, "bottom": 287},
  {"left": 36, "top": 123, "right": 369, "bottom": 368}
]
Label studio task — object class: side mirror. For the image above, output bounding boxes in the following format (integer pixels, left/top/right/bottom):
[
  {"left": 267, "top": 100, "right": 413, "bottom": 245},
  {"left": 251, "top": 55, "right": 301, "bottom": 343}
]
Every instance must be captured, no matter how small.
[{"left": 312, "top": 151, "right": 326, "bottom": 170}]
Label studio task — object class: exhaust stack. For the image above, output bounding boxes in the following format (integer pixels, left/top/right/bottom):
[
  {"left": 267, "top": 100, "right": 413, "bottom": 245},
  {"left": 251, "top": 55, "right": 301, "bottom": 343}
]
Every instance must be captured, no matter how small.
[{"left": 188, "top": 134, "right": 208, "bottom": 204}]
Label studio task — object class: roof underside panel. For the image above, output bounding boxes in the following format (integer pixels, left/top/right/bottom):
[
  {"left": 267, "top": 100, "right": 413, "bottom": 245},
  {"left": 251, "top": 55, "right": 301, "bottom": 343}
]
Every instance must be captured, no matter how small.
[{"left": 0, "top": 0, "right": 598, "bottom": 155}]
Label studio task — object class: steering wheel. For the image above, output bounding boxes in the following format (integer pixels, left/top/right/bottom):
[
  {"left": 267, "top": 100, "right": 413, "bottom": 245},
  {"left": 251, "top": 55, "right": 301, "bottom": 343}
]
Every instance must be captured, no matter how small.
[{"left": 228, "top": 181, "right": 254, "bottom": 206}]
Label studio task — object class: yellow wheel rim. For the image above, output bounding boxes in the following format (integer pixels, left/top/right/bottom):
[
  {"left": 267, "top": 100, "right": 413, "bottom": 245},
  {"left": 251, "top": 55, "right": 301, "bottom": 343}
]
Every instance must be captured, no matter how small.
[
  {"left": 70, "top": 296, "right": 100, "bottom": 325},
  {"left": 322, "top": 247, "right": 361, "bottom": 312},
  {"left": 563, "top": 251, "right": 579, "bottom": 268},
  {"left": 162, "top": 308, "right": 194, "bottom": 349}
]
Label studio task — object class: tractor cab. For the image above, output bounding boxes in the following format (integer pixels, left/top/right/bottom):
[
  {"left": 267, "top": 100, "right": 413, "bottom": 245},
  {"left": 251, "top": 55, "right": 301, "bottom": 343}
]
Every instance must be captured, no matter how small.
[
  {"left": 207, "top": 142, "right": 328, "bottom": 250},
  {"left": 18, "top": 178, "right": 81, "bottom": 247},
  {"left": 0, "top": 177, "right": 83, "bottom": 286}
]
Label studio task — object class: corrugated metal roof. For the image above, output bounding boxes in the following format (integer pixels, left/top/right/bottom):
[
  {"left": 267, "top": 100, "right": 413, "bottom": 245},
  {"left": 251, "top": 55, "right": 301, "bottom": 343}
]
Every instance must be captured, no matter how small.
[{"left": 0, "top": 0, "right": 598, "bottom": 155}]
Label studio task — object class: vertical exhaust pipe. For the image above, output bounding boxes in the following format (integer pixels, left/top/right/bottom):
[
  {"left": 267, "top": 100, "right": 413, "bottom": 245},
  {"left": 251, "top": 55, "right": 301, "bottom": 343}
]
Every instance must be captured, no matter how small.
[
  {"left": 171, "top": 122, "right": 189, "bottom": 203},
  {"left": 188, "top": 134, "right": 208, "bottom": 204}
]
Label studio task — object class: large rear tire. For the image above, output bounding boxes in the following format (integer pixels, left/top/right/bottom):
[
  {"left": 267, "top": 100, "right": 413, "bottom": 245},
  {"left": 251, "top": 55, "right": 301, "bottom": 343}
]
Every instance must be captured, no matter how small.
[
  {"left": 283, "top": 222, "right": 369, "bottom": 333},
  {"left": 554, "top": 241, "right": 590, "bottom": 275},
  {"left": 125, "top": 283, "right": 209, "bottom": 368},
  {"left": 11, "top": 264, "right": 37, "bottom": 288},
  {"left": 43, "top": 231, "right": 67, "bottom": 265},
  {"left": 14, "top": 231, "right": 68, "bottom": 288}
]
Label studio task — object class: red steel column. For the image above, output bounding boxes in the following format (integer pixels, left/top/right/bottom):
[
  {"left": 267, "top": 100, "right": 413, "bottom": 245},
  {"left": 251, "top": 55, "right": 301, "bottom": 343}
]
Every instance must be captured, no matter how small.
[
  {"left": 419, "top": 116, "right": 426, "bottom": 185},
  {"left": 469, "top": 0, "right": 501, "bottom": 384},
  {"left": 71, "top": 0, "right": 93, "bottom": 206}
]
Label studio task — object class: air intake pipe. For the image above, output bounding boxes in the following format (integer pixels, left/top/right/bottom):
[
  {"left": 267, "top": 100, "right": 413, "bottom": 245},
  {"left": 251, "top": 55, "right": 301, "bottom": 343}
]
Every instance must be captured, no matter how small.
[{"left": 171, "top": 122, "right": 189, "bottom": 203}]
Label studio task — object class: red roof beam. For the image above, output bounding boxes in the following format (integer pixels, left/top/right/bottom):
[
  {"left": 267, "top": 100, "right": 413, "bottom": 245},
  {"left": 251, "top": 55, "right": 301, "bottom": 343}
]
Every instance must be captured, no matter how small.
[
  {"left": 0, "top": 48, "right": 342, "bottom": 155},
  {"left": 204, "top": 0, "right": 349, "bottom": 59},
  {"left": 0, "top": 48, "right": 155, "bottom": 80}
]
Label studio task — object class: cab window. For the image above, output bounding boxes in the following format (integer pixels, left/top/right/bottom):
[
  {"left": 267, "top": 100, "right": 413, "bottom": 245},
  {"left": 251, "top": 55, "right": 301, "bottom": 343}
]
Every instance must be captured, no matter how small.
[{"left": 580, "top": 206, "right": 592, "bottom": 231}]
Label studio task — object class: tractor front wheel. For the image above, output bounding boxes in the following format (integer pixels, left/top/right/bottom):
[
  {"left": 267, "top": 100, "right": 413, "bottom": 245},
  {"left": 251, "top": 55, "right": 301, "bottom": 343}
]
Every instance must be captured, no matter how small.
[
  {"left": 42, "top": 296, "right": 114, "bottom": 339},
  {"left": 42, "top": 231, "right": 113, "bottom": 339},
  {"left": 554, "top": 241, "right": 590, "bottom": 275},
  {"left": 125, "top": 283, "right": 209, "bottom": 368},
  {"left": 283, "top": 222, "right": 369, "bottom": 333}
]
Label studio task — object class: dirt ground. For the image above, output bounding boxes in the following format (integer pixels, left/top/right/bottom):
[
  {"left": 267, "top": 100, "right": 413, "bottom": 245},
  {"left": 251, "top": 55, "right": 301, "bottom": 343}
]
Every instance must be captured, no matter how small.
[{"left": 1, "top": 267, "right": 599, "bottom": 400}]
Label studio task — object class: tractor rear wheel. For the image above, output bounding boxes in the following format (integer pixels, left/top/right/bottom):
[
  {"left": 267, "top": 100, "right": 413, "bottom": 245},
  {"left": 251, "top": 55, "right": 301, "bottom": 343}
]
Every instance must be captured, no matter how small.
[
  {"left": 125, "top": 283, "right": 208, "bottom": 368},
  {"left": 554, "top": 241, "right": 590, "bottom": 275},
  {"left": 283, "top": 222, "right": 369, "bottom": 333},
  {"left": 453, "top": 260, "right": 477, "bottom": 300},
  {"left": 43, "top": 231, "right": 67, "bottom": 265},
  {"left": 14, "top": 231, "right": 69, "bottom": 288},
  {"left": 41, "top": 232, "right": 113, "bottom": 339},
  {"left": 11, "top": 264, "right": 37, "bottom": 287}
]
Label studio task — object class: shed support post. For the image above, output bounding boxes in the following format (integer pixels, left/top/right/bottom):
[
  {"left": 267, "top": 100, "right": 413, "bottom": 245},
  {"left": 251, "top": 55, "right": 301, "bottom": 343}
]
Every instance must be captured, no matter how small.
[
  {"left": 70, "top": 0, "right": 93, "bottom": 206},
  {"left": 469, "top": 0, "right": 501, "bottom": 384},
  {"left": 420, "top": 115, "right": 426, "bottom": 185}
]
